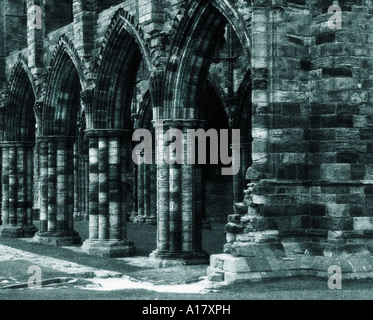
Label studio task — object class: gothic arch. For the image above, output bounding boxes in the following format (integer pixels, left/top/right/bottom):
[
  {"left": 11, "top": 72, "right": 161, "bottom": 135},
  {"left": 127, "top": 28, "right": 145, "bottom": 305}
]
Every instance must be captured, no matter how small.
[
  {"left": 169, "top": 0, "right": 251, "bottom": 58},
  {"left": 3, "top": 56, "right": 37, "bottom": 142},
  {"left": 91, "top": 9, "right": 151, "bottom": 130},
  {"left": 97, "top": 8, "right": 152, "bottom": 72},
  {"left": 162, "top": 0, "right": 250, "bottom": 120},
  {"left": 42, "top": 36, "right": 85, "bottom": 136}
]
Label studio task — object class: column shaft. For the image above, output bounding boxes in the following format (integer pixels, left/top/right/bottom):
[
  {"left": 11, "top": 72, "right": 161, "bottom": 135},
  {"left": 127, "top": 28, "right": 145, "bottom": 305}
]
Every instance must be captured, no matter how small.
[
  {"left": 98, "top": 137, "right": 109, "bottom": 240},
  {"left": 0, "top": 142, "right": 37, "bottom": 238},
  {"left": 16, "top": 146, "right": 25, "bottom": 227},
  {"left": 82, "top": 130, "right": 135, "bottom": 257},
  {"left": 150, "top": 120, "right": 208, "bottom": 264},
  {"left": 108, "top": 137, "right": 121, "bottom": 240},
  {"left": 33, "top": 137, "right": 81, "bottom": 245},
  {"left": 47, "top": 141, "right": 57, "bottom": 232},
  {"left": 57, "top": 140, "right": 67, "bottom": 232},
  {"left": 2, "top": 147, "right": 9, "bottom": 226},
  {"left": 88, "top": 136, "right": 99, "bottom": 240},
  {"left": 137, "top": 160, "right": 144, "bottom": 220},
  {"left": 8, "top": 146, "right": 17, "bottom": 226},
  {"left": 39, "top": 141, "right": 48, "bottom": 232},
  {"left": 156, "top": 125, "right": 169, "bottom": 252}
]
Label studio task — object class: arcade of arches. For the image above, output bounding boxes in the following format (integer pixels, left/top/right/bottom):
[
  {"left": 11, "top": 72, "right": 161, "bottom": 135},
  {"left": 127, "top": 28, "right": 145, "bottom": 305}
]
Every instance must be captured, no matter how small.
[{"left": 1, "top": 0, "right": 373, "bottom": 282}]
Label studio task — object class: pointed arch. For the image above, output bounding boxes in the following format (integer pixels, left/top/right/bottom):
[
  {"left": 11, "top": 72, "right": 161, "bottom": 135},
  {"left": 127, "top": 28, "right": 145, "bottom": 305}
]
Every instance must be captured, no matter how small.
[
  {"left": 160, "top": 0, "right": 251, "bottom": 120},
  {"left": 42, "top": 36, "right": 85, "bottom": 136},
  {"left": 90, "top": 9, "right": 151, "bottom": 130},
  {"left": 162, "top": 2, "right": 226, "bottom": 119},
  {"left": 3, "top": 56, "right": 37, "bottom": 142}
]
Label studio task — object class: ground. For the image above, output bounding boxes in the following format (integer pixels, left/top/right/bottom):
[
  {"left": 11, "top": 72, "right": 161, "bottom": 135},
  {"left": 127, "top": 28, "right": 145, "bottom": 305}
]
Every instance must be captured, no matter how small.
[{"left": 0, "top": 221, "right": 372, "bottom": 303}]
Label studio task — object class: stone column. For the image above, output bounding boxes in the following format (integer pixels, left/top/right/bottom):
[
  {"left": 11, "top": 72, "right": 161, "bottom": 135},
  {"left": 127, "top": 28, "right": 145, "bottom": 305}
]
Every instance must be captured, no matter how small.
[
  {"left": 73, "top": 143, "right": 80, "bottom": 220},
  {"left": 33, "top": 141, "right": 40, "bottom": 221},
  {"left": 83, "top": 154, "right": 89, "bottom": 221},
  {"left": 136, "top": 151, "right": 145, "bottom": 223},
  {"left": 147, "top": 151, "right": 157, "bottom": 225},
  {"left": 143, "top": 156, "right": 151, "bottom": 223},
  {"left": 0, "top": 142, "right": 37, "bottom": 238},
  {"left": 82, "top": 129, "right": 135, "bottom": 257},
  {"left": 150, "top": 120, "right": 208, "bottom": 265},
  {"left": 33, "top": 136, "right": 81, "bottom": 245}
]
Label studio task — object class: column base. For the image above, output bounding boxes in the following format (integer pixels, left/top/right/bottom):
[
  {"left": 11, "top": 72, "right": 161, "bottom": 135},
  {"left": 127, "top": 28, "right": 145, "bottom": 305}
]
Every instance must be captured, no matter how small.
[
  {"left": 149, "top": 250, "right": 209, "bottom": 268},
  {"left": 81, "top": 239, "right": 136, "bottom": 258},
  {"left": 33, "top": 230, "right": 81, "bottom": 246},
  {"left": 0, "top": 226, "right": 24, "bottom": 238}
]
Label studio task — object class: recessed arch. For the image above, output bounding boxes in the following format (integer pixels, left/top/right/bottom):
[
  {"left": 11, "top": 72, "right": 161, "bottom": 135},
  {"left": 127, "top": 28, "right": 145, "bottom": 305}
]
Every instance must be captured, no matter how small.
[
  {"left": 42, "top": 37, "right": 84, "bottom": 136},
  {"left": 163, "top": 0, "right": 251, "bottom": 120},
  {"left": 92, "top": 9, "right": 150, "bottom": 130},
  {"left": 209, "top": 0, "right": 251, "bottom": 57},
  {"left": 3, "top": 57, "right": 36, "bottom": 142}
]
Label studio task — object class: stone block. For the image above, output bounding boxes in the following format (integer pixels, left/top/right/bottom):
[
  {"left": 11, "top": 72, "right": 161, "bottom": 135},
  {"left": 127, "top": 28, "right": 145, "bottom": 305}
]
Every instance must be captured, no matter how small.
[
  {"left": 353, "top": 217, "right": 373, "bottom": 230},
  {"left": 228, "top": 214, "right": 241, "bottom": 223},
  {"left": 207, "top": 266, "right": 224, "bottom": 282},
  {"left": 320, "top": 164, "right": 351, "bottom": 180},
  {"left": 226, "top": 233, "right": 237, "bottom": 243},
  {"left": 225, "top": 222, "right": 245, "bottom": 234},
  {"left": 326, "top": 203, "right": 349, "bottom": 218},
  {"left": 224, "top": 271, "right": 263, "bottom": 283},
  {"left": 222, "top": 257, "right": 251, "bottom": 273}
]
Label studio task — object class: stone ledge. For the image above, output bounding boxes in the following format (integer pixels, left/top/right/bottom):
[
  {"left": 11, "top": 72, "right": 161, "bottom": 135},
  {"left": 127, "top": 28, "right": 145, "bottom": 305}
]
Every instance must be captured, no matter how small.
[{"left": 208, "top": 253, "right": 373, "bottom": 283}]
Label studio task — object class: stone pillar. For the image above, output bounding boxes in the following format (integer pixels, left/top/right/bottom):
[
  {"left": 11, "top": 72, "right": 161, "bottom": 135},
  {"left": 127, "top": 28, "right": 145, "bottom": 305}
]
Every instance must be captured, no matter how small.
[
  {"left": 143, "top": 155, "right": 151, "bottom": 223},
  {"left": 150, "top": 120, "right": 208, "bottom": 265},
  {"left": 136, "top": 151, "right": 145, "bottom": 223},
  {"left": 135, "top": 148, "right": 157, "bottom": 225},
  {"left": 73, "top": 143, "right": 80, "bottom": 220},
  {"left": 33, "top": 136, "right": 81, "bottom": 245},
  {"left": 147, "top": 151, "right": 157, "bottom": 225},
  {"left": 74, "top": 152, "right": 88, "bottom": 221},
  {"left": 81, "top": 129, "right": 135, "bottom": 257},
  {"left": 83, "top": 154, "right": 89, "bottom": 221},
  {"left": 33, "top": 141, "right": 40, "bottom": 221},
  {"left": 120, "top": 136, "right": 130, "bottom": 235},
  {"left": 0, "top": 142, "right": 37, "bottom": 238}
]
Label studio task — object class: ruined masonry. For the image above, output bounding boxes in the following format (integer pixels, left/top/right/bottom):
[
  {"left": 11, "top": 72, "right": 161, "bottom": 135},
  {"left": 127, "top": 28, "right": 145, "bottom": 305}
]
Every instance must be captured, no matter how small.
[{"left": 1, "top": 0, "right": 373, "bottom": 283}]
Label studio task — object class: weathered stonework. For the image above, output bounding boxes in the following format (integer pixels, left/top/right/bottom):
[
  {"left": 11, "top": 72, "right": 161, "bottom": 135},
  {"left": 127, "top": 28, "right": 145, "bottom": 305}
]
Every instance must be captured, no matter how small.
[{"left": 0, "top": 0, "right": 373, "bottom": 281}]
